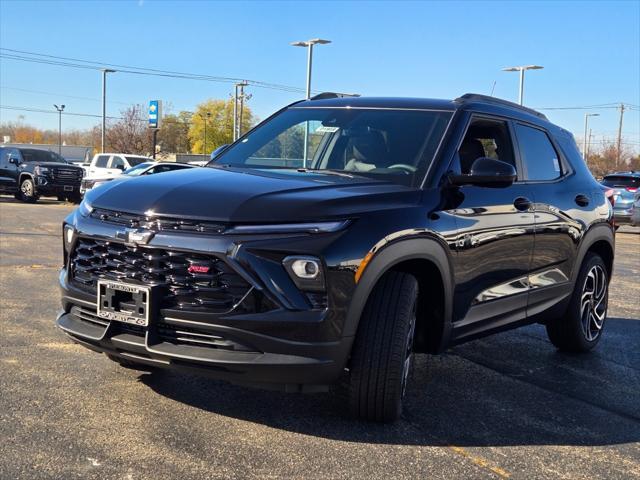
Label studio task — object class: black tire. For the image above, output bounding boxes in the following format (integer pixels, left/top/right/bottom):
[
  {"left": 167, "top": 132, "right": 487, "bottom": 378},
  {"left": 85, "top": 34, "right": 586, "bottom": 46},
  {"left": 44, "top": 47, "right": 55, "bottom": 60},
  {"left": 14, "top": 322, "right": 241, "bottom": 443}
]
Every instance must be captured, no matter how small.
[
  {"left": 345, "top": 271, "right": 418, "bottom": 422},
  {"left": 19, "top": 177, "right": 39, "bottom": 203},
  {"left": 68, "top": 193, "right": 82, "bottom": 204},
  {"left": 546, "top": 252, "right": 609, "bottom": 352},
  {"left": 57, "top": 195, "right": 67, "bottom": 202}
]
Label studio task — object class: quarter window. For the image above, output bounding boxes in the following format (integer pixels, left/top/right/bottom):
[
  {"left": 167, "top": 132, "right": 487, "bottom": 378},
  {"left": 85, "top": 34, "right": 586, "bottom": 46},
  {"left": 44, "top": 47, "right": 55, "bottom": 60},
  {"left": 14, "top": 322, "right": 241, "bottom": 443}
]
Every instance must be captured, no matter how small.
[
  {"left": 110, "top": 156, "right": 126, "bottom": 169},
  {"left": 515, "top": 124, "right": 562, "bottom": 181}
]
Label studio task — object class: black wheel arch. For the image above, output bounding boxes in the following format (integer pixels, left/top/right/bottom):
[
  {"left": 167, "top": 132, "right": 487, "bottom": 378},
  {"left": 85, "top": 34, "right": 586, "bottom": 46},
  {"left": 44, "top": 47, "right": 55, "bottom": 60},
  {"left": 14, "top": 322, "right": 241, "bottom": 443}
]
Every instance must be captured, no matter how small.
[
  {"left": 573, "top": 223, "right": 615, "bottom": 284},
  {"left": 343, "top": 235, "right": 454, "bottom": 353}
]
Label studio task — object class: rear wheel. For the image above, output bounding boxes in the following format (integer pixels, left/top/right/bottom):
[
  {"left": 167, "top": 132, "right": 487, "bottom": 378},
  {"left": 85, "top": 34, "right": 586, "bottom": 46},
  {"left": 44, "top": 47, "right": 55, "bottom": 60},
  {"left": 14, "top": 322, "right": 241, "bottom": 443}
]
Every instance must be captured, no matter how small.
[
  {"left": 345, "top": 271, "right": 418, "bottom": 422},
  {"left": 546, "top": 252, "right": 608, "bottom": 352},
  {"left": 19, "top": 178, "right": 38, "bottom": 203}
]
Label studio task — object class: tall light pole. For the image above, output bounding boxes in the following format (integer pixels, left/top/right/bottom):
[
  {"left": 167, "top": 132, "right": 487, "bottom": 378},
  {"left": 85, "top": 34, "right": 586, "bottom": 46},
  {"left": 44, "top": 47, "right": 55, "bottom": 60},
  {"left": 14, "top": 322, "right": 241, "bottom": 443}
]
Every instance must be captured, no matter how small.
[
  {"left": 583, "top": 113, "right": 599, "bottom": 164},
  {"left": 53, "top": 104, "right": 65, "bottom": 155},
  {"left": 291, "top": 38, "right": 331, "bottom": 167},
  {"left": 502, "top": 65, "right": 544, "bottom": 105},
  {"left": 200, "top": 112, "right": 211, "bottom": 155},
  {"left": 101, "top": 69, "right": 116, "bottom": 152}
]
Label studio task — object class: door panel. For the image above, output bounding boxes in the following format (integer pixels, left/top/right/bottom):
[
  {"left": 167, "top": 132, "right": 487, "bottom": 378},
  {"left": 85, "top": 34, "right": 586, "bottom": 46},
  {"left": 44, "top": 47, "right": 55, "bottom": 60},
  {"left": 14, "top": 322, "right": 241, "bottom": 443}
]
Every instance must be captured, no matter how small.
[{"left": 448, "top": 184, "right": 535, "bottom": 340}]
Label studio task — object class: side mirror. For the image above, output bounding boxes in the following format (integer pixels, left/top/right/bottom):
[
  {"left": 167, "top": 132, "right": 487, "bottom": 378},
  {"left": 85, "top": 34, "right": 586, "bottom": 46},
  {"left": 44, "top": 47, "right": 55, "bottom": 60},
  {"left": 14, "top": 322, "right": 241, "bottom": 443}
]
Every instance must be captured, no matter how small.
[
  {"left": 448, "top": 157, "right": 517, "bottom": 188},
  {"left": 210, "top": 144, "right": 229, "bottom": 160},
  {"left": 116, "top": 164, "right": 125, "bottom": 171},
  {"left": 8, "top": 157, "right": 19, "bottom": 165}
]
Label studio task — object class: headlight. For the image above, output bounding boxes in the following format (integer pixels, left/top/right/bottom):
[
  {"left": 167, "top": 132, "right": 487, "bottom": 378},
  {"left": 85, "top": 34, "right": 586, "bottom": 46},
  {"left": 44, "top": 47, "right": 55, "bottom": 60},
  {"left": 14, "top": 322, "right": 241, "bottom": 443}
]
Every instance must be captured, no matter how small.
[
  {"left": 283, "top": 255, "right": 325, "bottom": 292},
  {"left": 78, "top": 199, "right": 93, "bottom": 217},
  {"left": 34, "top": 166, "right": 50, "bottom": 175},
  {"left": 225, "top": 220, "right": 349, "bottom": 235}
]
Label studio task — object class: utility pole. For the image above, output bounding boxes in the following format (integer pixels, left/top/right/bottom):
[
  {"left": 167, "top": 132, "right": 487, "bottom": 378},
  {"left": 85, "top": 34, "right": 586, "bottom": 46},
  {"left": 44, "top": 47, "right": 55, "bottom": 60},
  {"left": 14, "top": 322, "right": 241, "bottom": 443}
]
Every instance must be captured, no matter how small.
[
  {"left": 238, "top": 83, "right": 252, "bottom": 138},
  {"left": 587, "top": 128, "right": 593, "bottom": 163},
  {"left": 583, "top": 113, "right": 599, "bottom": 164},
  {"left": 233, "top": 81, "right": 248, "bottom": 140},
  {"left": 54, "top": 104, "right": 65, "bottom": 155},
  {"left": 616, "top": 103, "right": 625, "bottom": 168},
  {"left": 101, "top": 69, "right": 115, "bottom": 153}
]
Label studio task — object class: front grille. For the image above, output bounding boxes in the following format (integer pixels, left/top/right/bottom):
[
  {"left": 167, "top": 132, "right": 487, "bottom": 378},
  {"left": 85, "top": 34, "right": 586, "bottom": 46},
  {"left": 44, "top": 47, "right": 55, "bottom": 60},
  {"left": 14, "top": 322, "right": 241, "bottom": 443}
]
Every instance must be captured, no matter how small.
[
  {"left": 90, "top": 208, "right": 227, "bottom": 234},
  {"left": 70, "top": 238, "right": 253, "bottom": 313},
  {"left": 52, "top": 167, "right": 82, "bottom": 183}
]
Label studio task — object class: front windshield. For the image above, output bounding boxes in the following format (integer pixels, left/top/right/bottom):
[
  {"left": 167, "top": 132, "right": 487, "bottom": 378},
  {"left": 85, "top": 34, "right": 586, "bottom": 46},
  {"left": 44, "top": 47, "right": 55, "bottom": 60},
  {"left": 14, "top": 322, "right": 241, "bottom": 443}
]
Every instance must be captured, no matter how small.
[
  {"left": 123, "top": 162, "right": 153, "bottom": 175},
  {"left": 20, "top": 149, "right": 68, "bottom": 163},
  {"left": 211, "top": 107, "right": 452, "bottom": 186}
]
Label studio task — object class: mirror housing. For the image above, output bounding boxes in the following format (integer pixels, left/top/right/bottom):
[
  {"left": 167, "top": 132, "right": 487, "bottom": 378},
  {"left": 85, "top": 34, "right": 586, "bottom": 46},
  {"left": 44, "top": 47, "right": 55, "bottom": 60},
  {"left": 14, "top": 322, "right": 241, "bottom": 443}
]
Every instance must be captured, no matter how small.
[
  {"left": 448, "top": 157, "right": 517, "bottom": 188},
  {"left": 8, "top": 157, "right": 19, "bottom": 165},
  {"left": 116, "top": 164, "right": 125, "bottom": 171}
]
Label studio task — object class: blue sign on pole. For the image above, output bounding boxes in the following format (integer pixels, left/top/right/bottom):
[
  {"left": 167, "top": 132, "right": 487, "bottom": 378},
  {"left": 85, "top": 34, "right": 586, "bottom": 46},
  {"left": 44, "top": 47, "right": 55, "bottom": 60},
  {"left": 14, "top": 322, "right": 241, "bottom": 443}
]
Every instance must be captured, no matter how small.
[{"left": 148, "top": 100, "right": 162, "bottom": 128}]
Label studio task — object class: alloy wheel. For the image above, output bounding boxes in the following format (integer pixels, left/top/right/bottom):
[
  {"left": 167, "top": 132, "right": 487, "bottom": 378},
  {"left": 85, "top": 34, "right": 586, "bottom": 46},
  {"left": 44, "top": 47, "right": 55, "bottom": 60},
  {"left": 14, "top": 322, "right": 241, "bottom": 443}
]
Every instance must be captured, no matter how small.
[
  {"left": 401, "top": 302, "right": 417, "bottom": 398},
  {"left": 580, "top": 265, "right": 607, "bottom": 341},
  {"left": 21, "top": 180, "right": 33, "bottom": 197}
]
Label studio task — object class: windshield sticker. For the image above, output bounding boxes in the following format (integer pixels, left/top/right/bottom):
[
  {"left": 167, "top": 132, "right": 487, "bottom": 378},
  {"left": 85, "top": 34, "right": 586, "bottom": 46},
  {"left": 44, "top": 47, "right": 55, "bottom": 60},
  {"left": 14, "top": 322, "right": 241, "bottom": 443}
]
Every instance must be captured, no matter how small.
[
  {"left": 552, "top": 158, "right": 560, "bottom": 171},
  {"left": 316, "top": 126, "right": 340, "bottom": 134}
]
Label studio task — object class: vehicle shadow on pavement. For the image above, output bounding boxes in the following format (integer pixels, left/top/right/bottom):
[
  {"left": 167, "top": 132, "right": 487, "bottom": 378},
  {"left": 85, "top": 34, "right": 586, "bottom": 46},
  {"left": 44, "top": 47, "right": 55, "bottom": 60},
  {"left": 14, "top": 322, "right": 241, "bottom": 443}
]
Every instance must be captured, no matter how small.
[{"left": 140, "top": 318, "right": 640, "bottom": 447}]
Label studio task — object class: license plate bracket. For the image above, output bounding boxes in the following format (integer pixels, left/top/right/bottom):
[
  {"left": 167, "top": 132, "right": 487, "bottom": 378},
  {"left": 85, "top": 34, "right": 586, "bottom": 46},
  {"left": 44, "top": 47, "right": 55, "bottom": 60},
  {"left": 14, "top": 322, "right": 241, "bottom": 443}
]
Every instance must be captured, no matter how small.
[
  {"left": 64, "top": 185, "right": 74, "bottom": 192},
  {"left": 97, "top": 280, "right": 151, "bottom": 326}
]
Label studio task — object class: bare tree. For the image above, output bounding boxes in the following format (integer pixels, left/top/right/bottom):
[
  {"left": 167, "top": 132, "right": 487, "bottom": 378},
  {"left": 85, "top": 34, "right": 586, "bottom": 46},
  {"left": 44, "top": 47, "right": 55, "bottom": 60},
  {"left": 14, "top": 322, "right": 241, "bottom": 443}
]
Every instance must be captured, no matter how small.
[{"left": 105, "top": 105, "right": 152, "bottom": 155}]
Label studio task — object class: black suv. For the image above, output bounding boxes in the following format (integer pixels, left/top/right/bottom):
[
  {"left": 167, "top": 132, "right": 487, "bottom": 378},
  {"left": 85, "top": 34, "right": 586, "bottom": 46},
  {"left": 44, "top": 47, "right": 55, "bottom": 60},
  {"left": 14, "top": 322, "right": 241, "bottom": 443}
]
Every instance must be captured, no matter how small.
[
  {"left": 57, "top": 94, "right": 614, "bottom": 422},
  {"left": 0, "top": 147, "right": 84, "bottom": 202}
]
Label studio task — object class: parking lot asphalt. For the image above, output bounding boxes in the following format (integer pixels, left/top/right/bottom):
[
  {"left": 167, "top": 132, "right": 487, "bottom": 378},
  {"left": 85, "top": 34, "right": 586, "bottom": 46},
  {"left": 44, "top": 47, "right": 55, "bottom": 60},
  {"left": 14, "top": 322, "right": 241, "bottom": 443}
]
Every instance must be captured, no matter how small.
[{"left": 1, "top": 197, "right": 639, "bottom": 480}]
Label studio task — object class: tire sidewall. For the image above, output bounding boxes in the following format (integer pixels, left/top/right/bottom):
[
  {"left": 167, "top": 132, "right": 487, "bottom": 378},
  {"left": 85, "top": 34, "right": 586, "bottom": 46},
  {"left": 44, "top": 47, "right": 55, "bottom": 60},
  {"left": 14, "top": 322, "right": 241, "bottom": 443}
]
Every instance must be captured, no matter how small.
[
  {"left": 569, "top": 253, "right": 609, "bottom": 350},
  {"left": 19, "top": 178, "right": 38, "bottom": 203}
]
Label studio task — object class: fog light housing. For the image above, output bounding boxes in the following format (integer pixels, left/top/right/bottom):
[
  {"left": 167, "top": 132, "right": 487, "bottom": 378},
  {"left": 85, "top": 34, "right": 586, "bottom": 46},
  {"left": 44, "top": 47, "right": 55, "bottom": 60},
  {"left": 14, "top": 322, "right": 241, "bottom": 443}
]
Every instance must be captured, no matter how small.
[
  {"left": 63, "top": 224, "right": 75, "bottom": 253},
  {"left": 283, "top": 256, "right": 325, "bottom": 292}
]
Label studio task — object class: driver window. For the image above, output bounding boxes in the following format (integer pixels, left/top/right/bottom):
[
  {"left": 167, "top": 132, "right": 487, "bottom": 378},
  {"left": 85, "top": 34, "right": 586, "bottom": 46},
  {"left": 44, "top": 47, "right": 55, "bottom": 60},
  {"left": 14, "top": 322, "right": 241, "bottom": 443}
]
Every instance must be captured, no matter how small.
[{"left": 457, "top": 118, "right": 516, "bottom": 174}]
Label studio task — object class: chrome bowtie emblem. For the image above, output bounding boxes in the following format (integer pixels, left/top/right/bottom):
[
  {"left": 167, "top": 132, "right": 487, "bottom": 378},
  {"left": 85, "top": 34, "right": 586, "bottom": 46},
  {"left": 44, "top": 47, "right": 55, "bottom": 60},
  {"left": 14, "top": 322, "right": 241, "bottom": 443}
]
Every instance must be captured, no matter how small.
[{"left": 115, "top": 228, "right": 154, "bottom": 245}]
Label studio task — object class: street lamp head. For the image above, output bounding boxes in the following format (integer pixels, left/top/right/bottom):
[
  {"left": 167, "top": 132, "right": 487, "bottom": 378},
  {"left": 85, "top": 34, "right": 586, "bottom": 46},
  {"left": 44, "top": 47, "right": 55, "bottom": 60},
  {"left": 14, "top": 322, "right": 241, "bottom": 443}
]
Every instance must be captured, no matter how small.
[
  {"left": 102, "top": 68, "right": 116, "bottom": 73},
  {"left": 291, "top": 38, "right": 331, "bottom": 47},
  {"left": 503, "top": 65, "right": 544, "bottom": 72},
  {"left": 61, "top": 104, "right": 65, "bottom": 110}
]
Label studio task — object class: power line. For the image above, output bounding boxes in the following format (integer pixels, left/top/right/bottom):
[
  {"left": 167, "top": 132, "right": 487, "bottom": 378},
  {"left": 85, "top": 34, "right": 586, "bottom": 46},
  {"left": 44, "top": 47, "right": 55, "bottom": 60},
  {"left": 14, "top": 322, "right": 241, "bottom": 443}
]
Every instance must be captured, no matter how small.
[
  {"left": 0, "top": 48, "right": 315, "bottom": 94},
  {"left": 0, "top": 85, "right": 132, "bottom": 106}
]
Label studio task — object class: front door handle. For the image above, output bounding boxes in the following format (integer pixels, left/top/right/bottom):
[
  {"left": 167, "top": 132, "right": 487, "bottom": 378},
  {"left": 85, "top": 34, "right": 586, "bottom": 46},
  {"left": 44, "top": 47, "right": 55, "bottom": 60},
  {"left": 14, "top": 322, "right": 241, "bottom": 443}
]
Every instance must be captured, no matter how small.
[
  {"left": 514, "top": 197, "right": 532, "bottom": 211},
  {"left": 575, "top": 194, "right": 590, "bottom": 207}
]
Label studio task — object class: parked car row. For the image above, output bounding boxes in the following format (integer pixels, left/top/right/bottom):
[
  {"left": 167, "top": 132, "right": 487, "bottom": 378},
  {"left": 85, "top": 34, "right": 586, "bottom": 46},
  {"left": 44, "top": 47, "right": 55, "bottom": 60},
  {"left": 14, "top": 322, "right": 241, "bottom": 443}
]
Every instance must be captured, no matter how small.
[
  {"left": 600, "top": 171, "right": 640, "bottom": 227},
  {"left": 0, "top": 147, "right": 198, "bottom": 203}
]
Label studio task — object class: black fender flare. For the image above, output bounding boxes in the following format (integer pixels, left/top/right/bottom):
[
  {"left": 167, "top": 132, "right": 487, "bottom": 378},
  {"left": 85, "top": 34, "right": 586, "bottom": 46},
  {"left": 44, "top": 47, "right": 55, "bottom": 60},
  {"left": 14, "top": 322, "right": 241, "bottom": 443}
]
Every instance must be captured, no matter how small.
[
  {"left": 343, "top": 236, "right": 454, "bottom": 347},
  {"left": 571, "top": 223, "right": 615, "bottom": 284},
  {"left": 18, "top": 172, "right": 35, "bottom": 186}
]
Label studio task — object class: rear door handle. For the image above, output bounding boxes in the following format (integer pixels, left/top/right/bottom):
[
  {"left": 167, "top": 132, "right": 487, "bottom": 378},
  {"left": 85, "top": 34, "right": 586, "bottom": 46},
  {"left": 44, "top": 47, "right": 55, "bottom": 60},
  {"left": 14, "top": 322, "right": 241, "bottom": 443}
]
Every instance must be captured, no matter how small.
[
  {"left": 575, "top": 194, "right": 590, "bottom": 207},
  {"left": 514, "top": 197, "right": 532, "bottom": 211}
]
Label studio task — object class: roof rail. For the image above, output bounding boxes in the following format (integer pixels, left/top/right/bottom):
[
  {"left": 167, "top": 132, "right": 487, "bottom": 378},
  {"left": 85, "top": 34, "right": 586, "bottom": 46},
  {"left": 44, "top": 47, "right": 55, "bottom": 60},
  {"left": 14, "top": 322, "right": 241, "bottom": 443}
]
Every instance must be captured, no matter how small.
[
  {"left": 455, "top": 93, "right": 548, "bottom": 120},
  {"left": 310, "top": 92, "right": 361, "bottom": 101}
]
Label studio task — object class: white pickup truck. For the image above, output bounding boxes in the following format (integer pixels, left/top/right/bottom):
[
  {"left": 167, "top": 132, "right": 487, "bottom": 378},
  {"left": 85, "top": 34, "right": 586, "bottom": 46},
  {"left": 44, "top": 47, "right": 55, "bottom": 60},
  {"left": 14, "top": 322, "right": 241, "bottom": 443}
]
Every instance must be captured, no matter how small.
[{"left": 80, "top": 153, "right": 152, "bottom": 192}]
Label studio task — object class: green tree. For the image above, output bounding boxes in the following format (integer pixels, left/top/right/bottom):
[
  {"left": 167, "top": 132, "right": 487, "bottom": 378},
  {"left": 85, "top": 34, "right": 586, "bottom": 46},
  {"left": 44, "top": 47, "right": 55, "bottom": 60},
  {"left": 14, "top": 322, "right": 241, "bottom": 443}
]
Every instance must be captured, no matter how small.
[
  {"left": 188, "top": 99, "right": 254, "bottom": 155},
  {"left": 158, "top": 111, "right": 192, "bottom": 154}
]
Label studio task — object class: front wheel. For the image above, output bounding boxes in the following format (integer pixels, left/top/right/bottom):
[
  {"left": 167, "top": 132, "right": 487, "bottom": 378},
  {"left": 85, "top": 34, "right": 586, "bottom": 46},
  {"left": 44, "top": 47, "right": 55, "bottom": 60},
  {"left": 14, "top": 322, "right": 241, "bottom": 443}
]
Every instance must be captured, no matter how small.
[
  {"left": 345, "top": 271, "right": 418, "bottom": 422},
  {"left": 546, "top": 252, "right": 609, "bottom": 352},
  {"left": 19, "top": 178, "right": 39, "bottom": 203}
]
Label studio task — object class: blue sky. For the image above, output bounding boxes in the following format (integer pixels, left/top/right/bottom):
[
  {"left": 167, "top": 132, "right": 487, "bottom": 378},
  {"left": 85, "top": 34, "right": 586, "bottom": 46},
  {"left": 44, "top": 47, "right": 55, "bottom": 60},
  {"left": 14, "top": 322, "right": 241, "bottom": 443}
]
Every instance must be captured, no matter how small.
[{"left": 1, "top": 0, "right": 638, "bottom": 150}]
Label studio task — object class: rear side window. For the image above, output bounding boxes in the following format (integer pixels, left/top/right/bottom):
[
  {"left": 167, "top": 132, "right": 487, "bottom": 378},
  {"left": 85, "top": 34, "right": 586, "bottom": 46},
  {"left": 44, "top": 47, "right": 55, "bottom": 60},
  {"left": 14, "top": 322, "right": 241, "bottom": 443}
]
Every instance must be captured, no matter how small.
[
  {"left": 110, "top": 156, "right": 126, "bottom": 169},
  {"left": 94, "top": 155, "right": 110, "bottom": 168},
  {"left": 125, "top": 156, "right": 147, "bottom": 166},
  {"left": 515, "top": 124, "right": 562, "bottom": 181},
  {"left": 601, "top": 175, "right": 640, "bottom": 188}
]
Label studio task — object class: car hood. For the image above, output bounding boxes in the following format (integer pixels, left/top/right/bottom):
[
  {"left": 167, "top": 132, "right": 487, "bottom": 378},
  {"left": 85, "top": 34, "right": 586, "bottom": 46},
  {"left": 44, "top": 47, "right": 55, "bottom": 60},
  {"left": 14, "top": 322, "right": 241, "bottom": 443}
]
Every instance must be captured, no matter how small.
[
  {"left": 23, "top": 161, "right": 82, "bottom": 169},
  {"left": 85, "top": 166, "right": 420, "bottom": 222}
]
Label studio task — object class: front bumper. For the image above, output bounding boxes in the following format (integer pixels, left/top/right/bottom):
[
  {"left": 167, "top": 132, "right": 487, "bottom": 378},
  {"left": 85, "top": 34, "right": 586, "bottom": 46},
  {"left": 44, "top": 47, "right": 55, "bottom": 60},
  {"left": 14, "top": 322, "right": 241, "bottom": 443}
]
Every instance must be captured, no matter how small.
[
  {"left": 58, "top": 252, "right": 352, "bottom": 390},
  {"left": 35, "top": 176, "right": 81, "bottom": 195}
]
